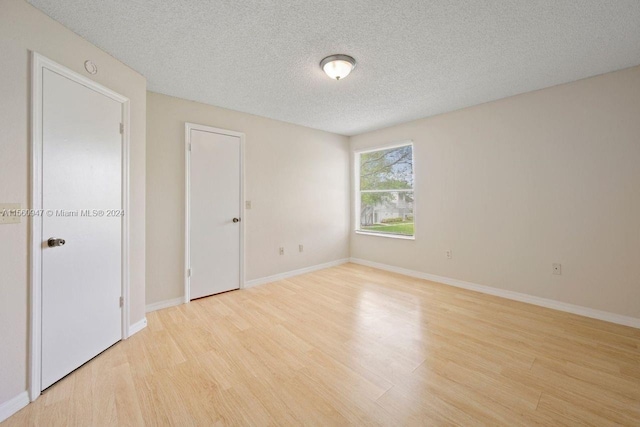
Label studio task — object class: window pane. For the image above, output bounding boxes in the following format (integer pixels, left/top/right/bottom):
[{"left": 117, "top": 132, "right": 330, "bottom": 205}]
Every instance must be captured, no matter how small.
[
  {"left": 360, "top": 191, "right": 414, "bottom": 236},
  {"left": 360, "top": 145, "right": 413, "bottom": 191}
]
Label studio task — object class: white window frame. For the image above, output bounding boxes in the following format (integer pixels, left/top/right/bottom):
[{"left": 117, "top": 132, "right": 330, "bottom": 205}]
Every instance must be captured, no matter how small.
[{"left": 354, "top": 141, "right": 415, "bottom": 240}]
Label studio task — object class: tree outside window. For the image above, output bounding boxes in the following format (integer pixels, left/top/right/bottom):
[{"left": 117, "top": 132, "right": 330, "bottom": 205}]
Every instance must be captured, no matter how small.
[{"left": 356, "top": 143, "right": 414, "bottom": 237}]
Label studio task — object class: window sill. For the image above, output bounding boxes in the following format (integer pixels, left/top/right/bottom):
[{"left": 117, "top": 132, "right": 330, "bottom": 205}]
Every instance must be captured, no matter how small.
[{"left": 355, "top": 230, "right": 415, "bottom": 240}]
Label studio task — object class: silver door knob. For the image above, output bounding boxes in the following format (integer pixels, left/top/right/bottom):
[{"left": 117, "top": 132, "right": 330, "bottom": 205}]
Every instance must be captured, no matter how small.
[
  {"left": 48, "top": 238, "right": 66, "bottom": 247},
  {"left": 232, "top": 218, "right": 240, "bottom": 223}
]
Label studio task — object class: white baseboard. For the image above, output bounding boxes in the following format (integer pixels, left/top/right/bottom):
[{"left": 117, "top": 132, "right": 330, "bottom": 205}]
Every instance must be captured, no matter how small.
[
  {"left": 0, "top": 391, "right": 29, "bottom": 423},
  {"left": 349, "top": 258, "right": 640, "bottom": 329},
  {"left": 129, "top": 317, "right": 147, "bottom": 336},
  {"left": 146, "top": 297, "right": 184, "bottom": 313},
  {"left": 146, "top": 260, "right": 349, "bottom": 310},
  {"left": 244, "top": 258, "right": 350, "bottom": 288}
]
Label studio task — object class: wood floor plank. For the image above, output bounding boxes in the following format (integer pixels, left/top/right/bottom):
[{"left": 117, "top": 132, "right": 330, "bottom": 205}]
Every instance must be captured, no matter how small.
[{"left": 3, "top": 263, "right": 639, "bottom": 426}]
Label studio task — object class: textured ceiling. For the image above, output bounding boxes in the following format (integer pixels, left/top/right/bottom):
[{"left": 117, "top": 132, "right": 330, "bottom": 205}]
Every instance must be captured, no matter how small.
[{"left": 28, "top": 0, "right": 640, "bottom": 136}]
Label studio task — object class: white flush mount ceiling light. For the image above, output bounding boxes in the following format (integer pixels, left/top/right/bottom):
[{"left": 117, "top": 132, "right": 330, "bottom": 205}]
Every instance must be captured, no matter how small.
[{"left": 320, "top": 54, "right": 356, "bottom": 80}]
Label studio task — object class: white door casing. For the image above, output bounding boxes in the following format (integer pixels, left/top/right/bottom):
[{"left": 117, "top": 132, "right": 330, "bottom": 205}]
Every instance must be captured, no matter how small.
[
  {"left": 185, "top": 123, "right": 244, "bottom": 301},
  {"left": 30, "top": 53, "right": 131, "bottom": 400}
]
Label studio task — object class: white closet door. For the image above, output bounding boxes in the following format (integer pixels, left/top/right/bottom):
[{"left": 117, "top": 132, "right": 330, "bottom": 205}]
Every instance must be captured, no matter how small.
[
  {"left": 41, "top": 69, "right": 123, "bottom": 389},
  {"left": 189, "top": 128, "right": 241, "bottom": 299}
]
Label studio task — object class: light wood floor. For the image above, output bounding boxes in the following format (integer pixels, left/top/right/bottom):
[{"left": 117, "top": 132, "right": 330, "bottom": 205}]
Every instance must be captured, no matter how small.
[{"left": 5, "top": 263, "right": 640, "bottom": 426}]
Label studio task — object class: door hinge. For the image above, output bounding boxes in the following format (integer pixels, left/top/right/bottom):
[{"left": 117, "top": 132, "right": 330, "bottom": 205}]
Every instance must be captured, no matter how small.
[
  {"left": 188, "top": 143, "right": 191, "bottom": 151},
  {"left": 119, "top": 296, "right": 124, "bottom": 307},
  {"left": 119, "top": 123, "right": 124, "bottom": 134},
  {"left": 187, "top": 268, "right": 191, "bottom": 277}
]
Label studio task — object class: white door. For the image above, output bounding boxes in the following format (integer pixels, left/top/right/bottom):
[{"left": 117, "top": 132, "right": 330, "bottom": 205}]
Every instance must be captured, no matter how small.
[
  {"left": 188, "top": 126, "right": 242, "bottom": 299},
  {"left": 41, "top": 68, "right": 123, "bottom": 389}
]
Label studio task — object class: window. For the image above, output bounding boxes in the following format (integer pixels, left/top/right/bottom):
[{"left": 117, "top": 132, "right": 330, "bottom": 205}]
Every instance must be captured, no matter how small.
[{"left": 355, "top": 143, "right": 414, "bottom": 238}]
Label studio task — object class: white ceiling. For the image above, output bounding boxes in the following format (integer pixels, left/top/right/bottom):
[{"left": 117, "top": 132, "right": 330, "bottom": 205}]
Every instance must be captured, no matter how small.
[{"left": 28, "top": 1, "right": 640, "bottom": 136}]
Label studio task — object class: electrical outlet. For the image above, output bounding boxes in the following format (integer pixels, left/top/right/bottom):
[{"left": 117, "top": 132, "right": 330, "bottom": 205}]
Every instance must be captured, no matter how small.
[
  {"left": 279, "top": 247, "right": 284, "bottom": 256},
  {"left": 552, "top": 263, "right": 562, "bottom": 275},
  {"left": 245, "top": 200, "right": 252, "bottom": 209},
  {"left": 446, "top": 250, "right": 452, "bottom": 259},
  {"left": 299, "top": 244, "right": 303, "bottom": 252}
]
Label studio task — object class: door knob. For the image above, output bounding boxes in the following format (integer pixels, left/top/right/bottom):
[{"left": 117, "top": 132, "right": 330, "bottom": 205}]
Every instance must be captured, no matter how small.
[
  {"left": 48, "top": 238, "right": 66, "bottom": 247},
  {"left": 233, "top": 218, "right": 240, "bottom": 223}
]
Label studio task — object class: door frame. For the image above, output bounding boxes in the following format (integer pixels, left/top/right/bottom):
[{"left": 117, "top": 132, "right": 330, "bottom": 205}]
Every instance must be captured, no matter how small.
[
  {"left": 29, "top": 52, "right": 131, "bottom": 401},
  {"left": 184, "top": 123, "right": 245, "bottom": 303}
]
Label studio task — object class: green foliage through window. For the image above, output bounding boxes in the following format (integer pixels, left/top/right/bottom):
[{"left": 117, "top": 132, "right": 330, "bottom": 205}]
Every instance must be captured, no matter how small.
[{"left": 357, "top": 144, "right": 414, "bottom": 237}]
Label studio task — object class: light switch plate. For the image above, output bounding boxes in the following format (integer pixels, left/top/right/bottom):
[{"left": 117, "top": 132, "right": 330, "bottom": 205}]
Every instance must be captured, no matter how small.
[
  {"left": 245, "top": 200, "right": 252, "bottom": 209},
  {"left": 0, "top": 203, "right": 21, "bottom": 224}
]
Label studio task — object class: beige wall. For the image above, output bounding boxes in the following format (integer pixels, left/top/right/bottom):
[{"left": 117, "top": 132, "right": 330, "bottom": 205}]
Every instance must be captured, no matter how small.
[
  {"left": 146, "top": 92, "right": 350, "bottom": 305},
  {"left": 351, "top": 66, "right": 640, "bottom": 319},
  {"left": 0, "top": 0, "right": 146, "bottom": 403}
]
